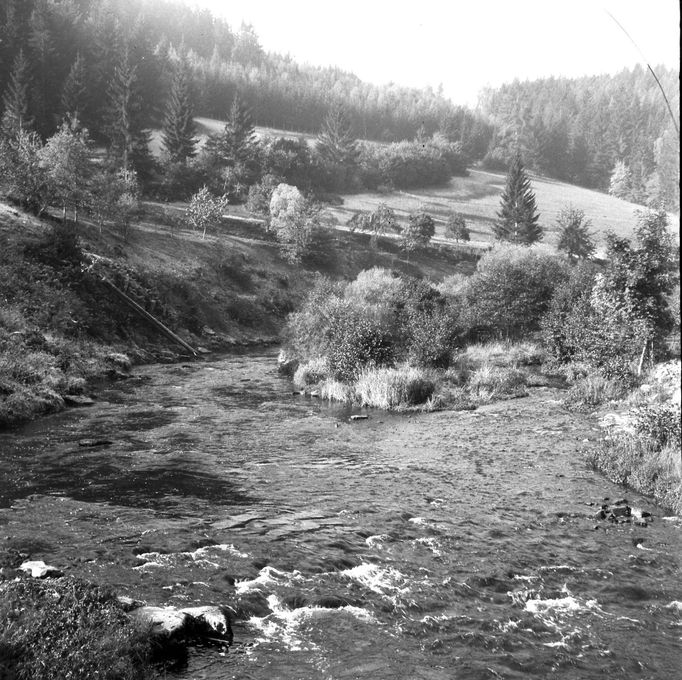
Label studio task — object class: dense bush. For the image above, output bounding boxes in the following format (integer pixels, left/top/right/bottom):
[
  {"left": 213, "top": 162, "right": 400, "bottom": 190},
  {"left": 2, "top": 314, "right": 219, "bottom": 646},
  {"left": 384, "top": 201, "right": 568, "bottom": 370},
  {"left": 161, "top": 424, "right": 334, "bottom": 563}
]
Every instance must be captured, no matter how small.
[{"left": 463, "top": 246, "right": 568, "bottom": 337}]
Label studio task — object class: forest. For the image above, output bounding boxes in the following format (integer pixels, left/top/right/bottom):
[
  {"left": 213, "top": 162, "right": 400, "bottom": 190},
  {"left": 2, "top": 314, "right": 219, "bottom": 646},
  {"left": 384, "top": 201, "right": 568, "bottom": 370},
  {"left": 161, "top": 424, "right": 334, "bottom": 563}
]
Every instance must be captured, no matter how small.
[{"left": 1, "top": 0, "right": 678, "bottom": 210}]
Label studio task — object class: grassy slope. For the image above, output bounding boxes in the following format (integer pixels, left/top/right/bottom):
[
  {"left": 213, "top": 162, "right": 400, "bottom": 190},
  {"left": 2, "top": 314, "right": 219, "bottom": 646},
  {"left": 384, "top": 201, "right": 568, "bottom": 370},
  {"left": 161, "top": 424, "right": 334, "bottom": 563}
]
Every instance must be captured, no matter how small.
[{"left": 331, "top": 169, "right": 660, "bottom": 254}]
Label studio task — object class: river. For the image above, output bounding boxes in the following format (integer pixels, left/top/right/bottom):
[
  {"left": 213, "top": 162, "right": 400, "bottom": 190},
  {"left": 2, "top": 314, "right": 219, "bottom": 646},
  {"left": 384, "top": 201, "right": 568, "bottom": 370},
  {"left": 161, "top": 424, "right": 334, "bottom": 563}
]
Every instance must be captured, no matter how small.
[{"left": 1, "top": 352, "right": 681, "bottom": 679}]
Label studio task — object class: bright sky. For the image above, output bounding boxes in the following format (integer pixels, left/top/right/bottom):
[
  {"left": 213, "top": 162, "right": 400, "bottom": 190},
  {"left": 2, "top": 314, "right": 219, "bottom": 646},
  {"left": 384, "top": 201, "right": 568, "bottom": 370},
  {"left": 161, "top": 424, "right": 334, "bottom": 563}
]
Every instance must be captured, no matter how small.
[{"left": 189, "top": 0, "right": 680, "bottom": 106}]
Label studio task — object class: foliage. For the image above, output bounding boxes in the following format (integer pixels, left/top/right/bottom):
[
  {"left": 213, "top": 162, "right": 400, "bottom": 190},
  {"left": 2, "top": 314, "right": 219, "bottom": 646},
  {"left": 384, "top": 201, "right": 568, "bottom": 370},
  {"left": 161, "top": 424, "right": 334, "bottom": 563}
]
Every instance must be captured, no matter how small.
[
  {"left": 347, "top": 203, "right": 397, "bottom": 243},
  {"left": 39, "top": 120, "right": 92, "bottom": 220},
  {"left": 161, "top": 59, "right": 197, "bottom": 165},
  {"left": 268, "top": 183, "right": 320, "bottom": 263},
  {"left": 464, "top": 246, "right": 568, "bottom": 337},
  {"left": 632, "top": 403, "right": 682, "bottom": 450},
  {"left": 494, "top": 153, "right": 543, "bottom": 245},
  {"left": 556, "top": 205, "right": 595, "bottom": 260},
  {"left": 185, "top": 186, "right": 229, "bottom": 239},
  {"left": 401, "top": 210, "right": 435, "bottom": 254},
  {"left": 1, "top": 48, "right": 32, "bottom": 137},
  {"left": 608, "top": 160, "right": 632, "bottom": 200},
  {"left": 445, "top": 212, "right": 470, "bottom": 241},
  {"left": 325, "top": 305, "right": 395, "bottom": 382},
  {"left": 315, "top": 107, "right": 359, "bottom": 192},
  {"left": 0, "top": 128, "right": 50, "bottom": 214},
  {"left": 0, "top": 577, "right": 157, "bottom": 680},
  {"left": 563, "top": 373, "right": 628, "bottom": 411},
  {"left": 246, "top": 173, "right": 280, "bottom": 216}
]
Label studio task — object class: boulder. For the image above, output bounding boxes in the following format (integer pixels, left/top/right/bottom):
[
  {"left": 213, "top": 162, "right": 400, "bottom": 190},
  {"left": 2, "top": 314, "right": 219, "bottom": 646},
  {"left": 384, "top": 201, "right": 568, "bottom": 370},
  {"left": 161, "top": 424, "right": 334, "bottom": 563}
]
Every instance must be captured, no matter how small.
[
  {"left": 19, "top": 560, "right": 63, "bottom": 578},
  {"left": 131, "top": 604, "right": 232, "bottom": 643},
  {"left": 131, "top": 606, "right": 189, "bottom": 638},
  {"left": 181, "top": 606, "right": 232, "bottom": 642}
]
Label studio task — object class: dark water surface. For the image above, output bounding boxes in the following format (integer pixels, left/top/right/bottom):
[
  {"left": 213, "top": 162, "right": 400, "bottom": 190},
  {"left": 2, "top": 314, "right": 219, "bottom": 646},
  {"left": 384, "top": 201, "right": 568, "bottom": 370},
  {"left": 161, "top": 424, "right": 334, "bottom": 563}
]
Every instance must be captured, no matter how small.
[{"left": 1, "top": 353, "right": 681, "bottom": 679}]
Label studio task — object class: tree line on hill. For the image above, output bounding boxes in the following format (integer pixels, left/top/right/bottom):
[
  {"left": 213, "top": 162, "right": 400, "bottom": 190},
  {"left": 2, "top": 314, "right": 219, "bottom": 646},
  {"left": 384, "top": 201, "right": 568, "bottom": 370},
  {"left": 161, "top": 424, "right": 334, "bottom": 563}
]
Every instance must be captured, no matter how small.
[
  {"left": 0, "top": 0, "right": 490, "bottom": 150},
  {"left": 479, "top": 68, "right": 680, "bottom": 211}
]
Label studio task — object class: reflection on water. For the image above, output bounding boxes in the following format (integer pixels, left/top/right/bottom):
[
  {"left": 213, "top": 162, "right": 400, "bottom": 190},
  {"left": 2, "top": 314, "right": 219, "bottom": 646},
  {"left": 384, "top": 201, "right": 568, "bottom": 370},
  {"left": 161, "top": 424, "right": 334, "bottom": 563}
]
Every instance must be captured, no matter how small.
[{"left": 1, "top": 352, "right": 681, "bottom": 679}]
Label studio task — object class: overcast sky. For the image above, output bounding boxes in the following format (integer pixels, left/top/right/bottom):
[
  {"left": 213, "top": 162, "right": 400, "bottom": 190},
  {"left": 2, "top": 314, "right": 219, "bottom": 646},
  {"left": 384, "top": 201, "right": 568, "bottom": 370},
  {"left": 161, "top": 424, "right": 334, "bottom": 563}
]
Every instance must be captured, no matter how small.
[{"left": 189, "top": 0, "right": 680, "bottom": 106}]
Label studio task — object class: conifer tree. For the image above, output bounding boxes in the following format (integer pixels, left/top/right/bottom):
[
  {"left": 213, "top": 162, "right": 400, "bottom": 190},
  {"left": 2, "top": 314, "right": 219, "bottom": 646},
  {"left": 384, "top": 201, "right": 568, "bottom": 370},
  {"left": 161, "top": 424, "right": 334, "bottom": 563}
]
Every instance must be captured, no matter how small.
[
  {"left": 205, "top": 94, "right": 257, "bottom": 167},
  {"left": 61, "top": 53, "right": 87, "bottom": 124},
  {"left": 104, "top": 45, "right": 153, "bottom": 177},
  {"left": 161, "top": 60, "right": 197, "bottom": 164},
  {"left": 494, "top": 153, "right": 543, "bottom": 245},
  {"left": 28, "top": 3, "right": 55, "bottom": 136},
  {"left": 316, "top": 106, "right": 358, "bottom": 167},
  {"left": 1, "top": 49, "right": 33, "bottom": 137}
]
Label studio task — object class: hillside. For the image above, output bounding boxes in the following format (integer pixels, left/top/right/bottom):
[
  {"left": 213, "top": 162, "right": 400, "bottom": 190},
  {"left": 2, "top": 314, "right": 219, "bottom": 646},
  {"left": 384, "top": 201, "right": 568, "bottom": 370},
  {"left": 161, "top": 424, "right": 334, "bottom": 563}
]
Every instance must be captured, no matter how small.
[{"left": 331, "top": 168, "right": 675, "bottom": 254}]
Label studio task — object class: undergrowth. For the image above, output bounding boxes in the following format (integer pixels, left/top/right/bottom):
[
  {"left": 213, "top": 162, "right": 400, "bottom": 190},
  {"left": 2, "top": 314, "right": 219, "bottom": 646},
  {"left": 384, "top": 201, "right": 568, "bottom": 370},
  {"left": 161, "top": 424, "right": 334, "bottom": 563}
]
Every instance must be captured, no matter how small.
[{"left": 0, "top": 577, "right": 158, "bottom": 680}]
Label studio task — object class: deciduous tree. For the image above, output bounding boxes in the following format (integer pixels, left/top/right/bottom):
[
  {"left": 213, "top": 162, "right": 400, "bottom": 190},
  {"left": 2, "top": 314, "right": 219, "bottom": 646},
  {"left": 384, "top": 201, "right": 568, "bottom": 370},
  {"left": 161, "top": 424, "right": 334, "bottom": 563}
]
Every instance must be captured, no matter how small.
[{"left": 556, "top": 206, "right": 595, "bottom": 260}]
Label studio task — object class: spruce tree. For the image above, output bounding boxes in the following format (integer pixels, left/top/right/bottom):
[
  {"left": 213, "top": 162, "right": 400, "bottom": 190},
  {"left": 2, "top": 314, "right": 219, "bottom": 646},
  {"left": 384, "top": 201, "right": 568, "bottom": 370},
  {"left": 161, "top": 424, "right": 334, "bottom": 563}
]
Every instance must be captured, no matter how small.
[
  {"left": 205, "top": 94, "right": 257, "bottom": 167},
  {"left": 161, "top": 60, "right": 197, "bottom": 164},
  {"left": 1, "top": 49, "right": 33, "bottom": 137},
  {"left": 104, "top": 45, "right": 153, "bottom": 177},
  {"left": 61, "top": 53, "right": 87, "bottom": 124},
  {"left": 494, "top": 152, "right": 543, "bottom": 245}
]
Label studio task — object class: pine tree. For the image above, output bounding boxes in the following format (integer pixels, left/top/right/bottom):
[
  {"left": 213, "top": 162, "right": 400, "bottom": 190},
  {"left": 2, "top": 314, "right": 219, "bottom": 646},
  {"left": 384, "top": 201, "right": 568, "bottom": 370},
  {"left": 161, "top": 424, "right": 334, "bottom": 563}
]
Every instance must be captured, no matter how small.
[
  {"left": 161, "top": 60, "right": 197, "bottom": 164},
  {"left": 28, "top": 3, "right": 55, "bottom": 136},
  {"left": 61, "top": 53, "right": 87, "bottom": 124},
  {"left": 316, "top": 106, "right": 358, "bottom": 167},
  {"left": 1, "top": 49, "right": 33, "bottom": 137},
  {"left": 494, "top": 153, "right": 543, "bottom": 245}
]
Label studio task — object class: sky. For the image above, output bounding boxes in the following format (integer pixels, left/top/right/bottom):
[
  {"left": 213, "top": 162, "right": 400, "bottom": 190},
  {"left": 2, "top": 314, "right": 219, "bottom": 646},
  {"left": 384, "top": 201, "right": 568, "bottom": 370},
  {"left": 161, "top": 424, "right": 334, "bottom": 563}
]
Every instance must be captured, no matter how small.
[{"left": 189, "top": 0, "right": 680, "bottom": 106}]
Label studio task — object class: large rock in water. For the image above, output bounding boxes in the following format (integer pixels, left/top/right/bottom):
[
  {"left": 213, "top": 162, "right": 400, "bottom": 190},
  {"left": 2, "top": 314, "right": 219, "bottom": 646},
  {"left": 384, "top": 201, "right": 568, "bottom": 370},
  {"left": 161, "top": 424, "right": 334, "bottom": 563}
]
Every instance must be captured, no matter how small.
[
  {"left": 131, "top": 605, "right": 232, "bottom": 643},
  {"left": 19, "top": 560, "right": 63, "bottom": 578}
]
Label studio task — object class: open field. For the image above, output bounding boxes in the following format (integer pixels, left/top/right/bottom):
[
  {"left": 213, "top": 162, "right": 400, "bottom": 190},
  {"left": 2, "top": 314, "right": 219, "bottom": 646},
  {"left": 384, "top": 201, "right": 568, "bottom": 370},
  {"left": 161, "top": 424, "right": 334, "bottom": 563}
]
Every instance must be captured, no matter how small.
[{"left": 331, "top": 169, "right": 673, "bottom": 254}]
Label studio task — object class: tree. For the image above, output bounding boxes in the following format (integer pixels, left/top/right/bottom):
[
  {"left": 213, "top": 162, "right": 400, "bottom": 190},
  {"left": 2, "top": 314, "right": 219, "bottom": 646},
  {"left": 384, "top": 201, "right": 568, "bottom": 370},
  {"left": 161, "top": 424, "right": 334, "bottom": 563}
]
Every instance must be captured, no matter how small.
[
  {"left": 204, "top": 94, "right": 257, "bottom": 168},
  {"left": 61, "top": 53, "right": 88, "bottom": 124},
  {"left": 556, "top": 206, "right": 595, "bottom": 260},
  {"left": 39, "top": 120, "right": 93, "bottom": 223},
  {"left": 268, "top": 183, "right": 320, "bottom": 263},
  {"left": 0, "top": 128, "right": 50, "bottom": 214},
  {"left": 185, "top": 186, "right": 229, "bottom": 239},
  {"left": 88, "top": 168, "right": 140, "bottom": 237},
  {"left": 494, "top": 153, "right": 542, "bottom": 245},
  {"left": 104, "top": 45, "right": 153, "bottom": 177},
  {"left": 445, "top": 212, "right": 470, "bottom": 241},
  {"left": 161, "top": 60, "right": 197, "bottom": 164},
  {"left": 315, "top": 106, "right": 359, "bottom": 191},
  {"left": 347, "top": 202, "right": 397, "bottom": 245},
  {"left": 608, "top": 160, "right": 632, "bottom": 200},
  {"left": 401, "top": 210, "right": 435, "bottom": 255},
  {"left": 1, "top": 49, "right": 33, "bottom": 137}
]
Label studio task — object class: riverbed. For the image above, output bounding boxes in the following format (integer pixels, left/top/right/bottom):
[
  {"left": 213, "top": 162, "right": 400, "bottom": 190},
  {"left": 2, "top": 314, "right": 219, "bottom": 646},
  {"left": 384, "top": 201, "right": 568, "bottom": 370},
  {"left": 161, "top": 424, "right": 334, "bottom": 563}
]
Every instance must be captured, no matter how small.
[{"left": 1, "top": 352, "right": 681, "bottom": 679}]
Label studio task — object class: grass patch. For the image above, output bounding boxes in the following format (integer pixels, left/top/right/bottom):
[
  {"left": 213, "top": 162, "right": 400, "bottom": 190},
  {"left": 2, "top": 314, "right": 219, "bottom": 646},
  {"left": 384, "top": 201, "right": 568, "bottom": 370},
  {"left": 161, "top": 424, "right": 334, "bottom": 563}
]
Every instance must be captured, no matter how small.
[
  {"left": 293, "top": 357, "right": 329, "bottom": 387},
  {"left": 563, "top": 374, "right": 628, "bottom": 412},
  {"left": 354, "top": 365, "right": 436, "bottom": 409},
  {"left": 466, "top": 365, "right": 528, "bottom": 402},
  {"left": 457, "top": 341, "right": 546, "bottom": 369},
  {"left": 0, "top": 577, "right": 158, "bottom": 680}
]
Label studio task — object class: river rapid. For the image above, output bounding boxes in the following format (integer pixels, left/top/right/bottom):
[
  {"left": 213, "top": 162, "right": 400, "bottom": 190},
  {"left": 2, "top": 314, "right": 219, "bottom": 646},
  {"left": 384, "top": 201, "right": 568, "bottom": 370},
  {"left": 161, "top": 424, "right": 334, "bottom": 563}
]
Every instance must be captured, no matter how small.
[{"left": 1, "top": 352, "right": 681, "bottom": 679}]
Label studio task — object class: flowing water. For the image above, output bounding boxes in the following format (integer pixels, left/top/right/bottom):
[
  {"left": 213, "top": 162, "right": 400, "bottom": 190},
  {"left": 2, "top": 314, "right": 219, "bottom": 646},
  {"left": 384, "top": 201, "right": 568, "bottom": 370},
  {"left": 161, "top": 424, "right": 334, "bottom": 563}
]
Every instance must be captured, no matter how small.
[{"left": 1, "top": 352, "right": 681, "bottom": 679}]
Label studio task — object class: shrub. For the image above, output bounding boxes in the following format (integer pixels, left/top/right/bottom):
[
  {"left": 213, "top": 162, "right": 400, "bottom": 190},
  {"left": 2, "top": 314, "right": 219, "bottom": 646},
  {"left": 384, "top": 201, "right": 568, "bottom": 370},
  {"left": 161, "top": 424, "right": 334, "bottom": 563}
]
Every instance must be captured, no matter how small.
[
  {"left": 563, "top": 374, "right": 627, "bottom": 411},
  {"left": 268, "top": 183, "right": 320, "bottom": 263},
  {"left": 293, "top": 357, "right": 329, "bottom": 387},
  {"left": 245, "top": 173, "right": 280, "bottom": 216},
  {"left": 355, "top": 365, "right": 436, "bottom": 409},
  {"left": 632, "top": 404, "right": 681, "bottom": 449},
  {"left": 326, "top": 306, "right": 395, "bottom": 382},
  {"left": 465, "top": 246, "right": 568, "bottom": 337}
]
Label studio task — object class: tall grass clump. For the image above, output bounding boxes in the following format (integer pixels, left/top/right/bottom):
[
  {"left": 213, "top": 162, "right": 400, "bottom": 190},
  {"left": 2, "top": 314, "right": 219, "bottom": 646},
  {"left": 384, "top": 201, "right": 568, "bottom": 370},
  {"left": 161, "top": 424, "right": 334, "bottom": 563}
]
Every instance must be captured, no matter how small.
[
  {"left": 0, "top": 577, "right": 158, "bottom": 680},
  {"left": 467, "top": 365, "right": 527, "bottom": 402},
  {"left": 355, "top": 365, "right": 436, "bottom": 409},
  {"left": 293, "top": 357, "right": 329, "bottom": 387},
  {"left": 563, "top": 373, "right": 628, "bottom": 411},
  {"left": 588, "top": 402, "right": 682, "bottom": 512}
]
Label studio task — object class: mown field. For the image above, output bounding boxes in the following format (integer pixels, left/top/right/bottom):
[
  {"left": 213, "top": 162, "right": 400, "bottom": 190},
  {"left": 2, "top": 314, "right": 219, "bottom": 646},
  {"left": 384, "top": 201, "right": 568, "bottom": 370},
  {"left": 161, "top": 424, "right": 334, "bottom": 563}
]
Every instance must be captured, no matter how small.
[{"left": 331, "top": 169, "right": 662, "bottom": 254}]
